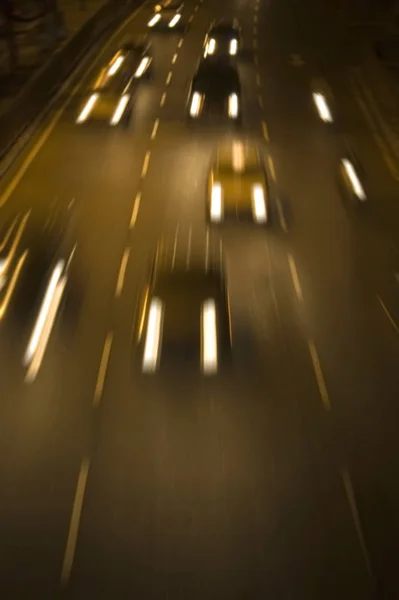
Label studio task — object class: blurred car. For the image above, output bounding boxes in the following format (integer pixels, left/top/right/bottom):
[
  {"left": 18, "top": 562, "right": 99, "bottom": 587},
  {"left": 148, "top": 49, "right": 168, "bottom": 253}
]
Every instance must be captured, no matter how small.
[
  {"left": 76, "top": 38, "right": 153, "bottom": 126},
  {"left": 133, "top": 246, "right": 232, "bottom": 375},
  {"left": 147, "top": 2, "right": 184, "bottom": 30},
  {"left": 203, "top": 18, "right": 242, "bottom": 58},
  {"left": 187, "top": 58, "right": 241, "bottom": 123},
  {"left": 153, "top": 0, "right": 183, "bottom": 12},
  {"left": 207, "top": 141, "right": 269, "bottom": 224},
  {"left": 0, "top": 206, "right": 76, "bottom": 381}
]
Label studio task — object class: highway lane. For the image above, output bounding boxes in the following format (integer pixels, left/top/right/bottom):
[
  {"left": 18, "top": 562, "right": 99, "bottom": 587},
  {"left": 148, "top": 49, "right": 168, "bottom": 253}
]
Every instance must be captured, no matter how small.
[
  {"left": 0, "top": 0, "right": 205, "bottom": 596},
  {"left": 257, "top": 0, "right": 399, "bottom": 595},
  {"left": 65, "top": 0, "right": 372, "bottom": 598},
  {"left": 0, "top": 0, "right": 394, "bottom": 596}
]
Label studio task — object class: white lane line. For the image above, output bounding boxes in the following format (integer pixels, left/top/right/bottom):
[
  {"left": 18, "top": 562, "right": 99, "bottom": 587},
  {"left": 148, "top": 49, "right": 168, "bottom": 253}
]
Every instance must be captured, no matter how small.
[
  {"left": 308, "top": 339, "right": 331, "bottom": 409},
  {"left": 256, "top": 73, "right": 261, "bottom": 86},
  {"left": 172, "top": 224, "right": 179, "bottom": 269},
  {"left": 253, "top": 38, "right": 258, "bottom": 48},
  {"left": 377, "top": 294, "right": 399, "bottom": 334},
  {"left": 166, "top": 71, "right": 172, "bottom": 86},
  {"left": 255, "top": 2, "right": 259, "bottom": 10},
  {"left": 254, "top": 13, "right": 258, "bottom": 22},
  {"left": 130, "top": 191, "right": 141, "bottom": 228},
  {"left": 275, "top": 197, "right": 288, "bottom": 232},
  {"left": 141, "top": 151, "right": 151, "bottom": 178},
  {"left": 194, "top": 4, "right": 199, "bottom": 11},
  {"left": 151, "top": 118, "right": 160, "bottom": 140},
  {"left": 178, "top": 38, "right": 184, "bottom": 48},
  {"left": 115, "top": 247, "right": 130, "bottom": 297},
  {"left": 0, "top": 2, "right": 147, "bottom": 208},
  {"left": 172, "top": 53, "right": 178, "bottom": 64},
  {"left": 267, "top": 155, "right": 276, "bottom": 181},
  {"left": 160, "top": 92, "right": 167, "bottom": 107},
  {"left": 186, "top": 226, "right": 192, "bottom": 268},
  {"left": 93, "top": 332, "right": 113, "bottom": 406},
  {"left": 262, "top": 120, "right": 269, "bottom": 141},
  {"left": 189, "top": 14, "right": 194, "bottom": 22},
  {"left": 287, "top": 253, "right": 303, "bottom": 301},
  {"left": 60, "top": 457, "right": 90, "bottom": 585},
  {"left": 205, "top": 228, "right": 210, "bottom": 271},
  {"left": 258, "top": 94, "right": 263, "bottom": 109},
  {"left": 342, "top": 468, "right": 374, "bottom": 578}
]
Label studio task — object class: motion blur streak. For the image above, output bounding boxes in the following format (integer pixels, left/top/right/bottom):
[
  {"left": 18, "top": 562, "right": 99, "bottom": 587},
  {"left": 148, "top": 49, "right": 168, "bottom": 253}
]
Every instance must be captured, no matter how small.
[
  {"left": 312, "top": 92, "right": 333, "bottom": 122},
  {"left": 142, "top": 298, "right": 163, "bottom": 372},
  {"left": 211, "top": 183, "right": 222, "bottom": 221},
  {"left": 342, "top": 159, "right": 366, "bottom": 200},
  {"left": 190, "top": 92, "right": 202, "bottom": 117},
  {"left": 0, "top": 251, "right": 28, "bottom": 319},
  {"left": 229, "top": 39, "right": 238, "bottom": 55},
  {"left": 252, "top": 184, "right": 267, "bottom": 222},
  {"left": 107, "top": 55, "right": 125, "bottom": 77},
  {"left": 110, "top": 94, "right": 130, "bottom": 125},
  {"left": 76, "top": 94, "right": 99, "bottom": 123},
  {"left": 202, "top": 299, "right": 218, "bottom": 374},
  {"left": 148, "top": 14, "right": 161, "bottom": 27},
  {"left": 228, "top": 93, "right": 239, "bottom": 118},
  {"left": 134, "top": 57, "right": 151, "bottom": 78},
  {"left": 168, "top": 14, "right": 181, "bottom": 27}
]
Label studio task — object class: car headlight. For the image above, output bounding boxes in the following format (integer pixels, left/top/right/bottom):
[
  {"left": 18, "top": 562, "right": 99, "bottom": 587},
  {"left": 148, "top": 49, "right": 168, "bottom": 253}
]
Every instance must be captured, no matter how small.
[
  {"left": 169, "top": 13, "right": 181, "bottom": 27},
  {"left": 210, "top": 183, "right": 223, "bottom": 222},
  {"left": 107, "top": 55, "right": 125, "bottom": 77},
  {"left": 341, "top": 158, "right": 366, "bottom": 200},
  {"left": 76, "top": 93, "right": 99, "bottom": 123},
  {"left": 207, "top": 38, "right": 216, "bottom": 55},
  {"left": 312, "top": 92, "right": 333, "bottom": 123},
  {"left": 190, "top": 91, "right": 202, "bottom": 117},
  {"left": 142, "top": 297, "right": 163, "bottom": 373},
  {"left": 134, "top": 56, "right": 151, "bottom": 78},
  {"left": 148, "top": 13, "right": 161, "bottom": 26},
  {"left": 229, "top": 39, "right": 238, "bottom": 55},
  {"left": 228, "top": 93, "right": 239, "bottom": 118},
  {"left": 110, "top": 94, "right": 130, "bottom": 125},
  {"left": 202, "top": 298, "right": 218, "bottom": 374},
  {"left": 251, "top": 184, "right": 267, "bottom": 222}
]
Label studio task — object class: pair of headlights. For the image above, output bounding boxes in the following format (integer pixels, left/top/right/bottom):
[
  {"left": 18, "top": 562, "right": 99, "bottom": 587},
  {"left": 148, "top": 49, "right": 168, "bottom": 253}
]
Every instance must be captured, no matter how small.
[
  {"left": 205, "top": 38, "right": 238, "bottom": 56},
  {"left": 189, "top": 92, "right": 239, "bottom": 118},
  {"left": 210, "top": 182, "right": 267, "bottom": 223}
]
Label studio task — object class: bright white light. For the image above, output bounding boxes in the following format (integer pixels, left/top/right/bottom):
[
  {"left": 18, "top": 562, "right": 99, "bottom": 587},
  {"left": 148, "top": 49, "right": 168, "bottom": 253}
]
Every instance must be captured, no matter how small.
[
  {"left": 229, "top": 39, "right": 238, "bottom": 55},
  {"left": 24, "top": 261, "right": 65, "bottom": 366},
  {"left": 313, "top": 92, "right": 333, "bottom": 123},
  {"left": 142, "top": 297, "right": 163, "bottom": 372},
  {"left": 107, "top": 55, "right": 125, "bottom": 77},
  {"left": 252, "top": 184, "right": 267, "bottom": 222},
  {"left": 135, "top": 56, "right": 150, "bottom": 78},
  {"left": 169, "top": 13, "right": 181, "bottom": 27},
  {"left": 210, "top": 183, "right": 223, "bottom": 222},
  {"left": 202, "top": 299, "right": 218, "bottom": 374},
  {"left": 232, "top": 141, "right": 245, "bottom": 172},
  {"left": 110, "top": 94, "right": 130, "bottom": 125},
  {"left": 0, "top": 258, "right": 6, "bottom": 277},
  {"left": 190, "top": 91, "right": 202, "bottom": 117},
  {"left": 76, "top": 93, "right": 99, "bottom": 123},
  {"left": 25, "top": 275, "right": 67, "bottom": 383},
  {"left": 207, "top": 38, "right": 216, "bottom": 54},
  {"left": 148, "top": 13, "right": 161, "bottom": 26},
  {"left": 342, "top": 159, "right": 366, "bottom": 200},
  {"left": 228, "top": 93, "right": 239, "bottom": 118}
]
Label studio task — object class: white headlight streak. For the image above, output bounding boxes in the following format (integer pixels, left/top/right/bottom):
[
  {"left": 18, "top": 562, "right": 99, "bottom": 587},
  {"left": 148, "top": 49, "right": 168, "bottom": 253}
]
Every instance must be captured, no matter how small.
[
  {"left": 312, "top": 92, "right": 333, "bottom": 123},
  {"left": 190, "top": 91, "right": 202, "bottom": 117},
  {"left": 228, "top": 93, "right": 239, "bottom": 118},
  {"left": 76, "top": 93, "right": 99, "bottom": 123},
  {"left": 202, "top": 299, "right": 218, "bottom": 375},
  {"left": 229, "top": 38, "right": 238, "bottom": 55},
  {"left": 135, "top": 56, "right": 151, "bottom": 78},
  {"left": 169, "top": 13, "right": 181, "bottom": 27},
  {"left": 148, "top": 13, "right": 161, "bottom": 26},
  {"left": 107, "top": 55, "right": 125, "bottom": 77},
  {"left": 142, "top": 297, "right": 163, "bottom": 372},
  {"left": 24, "top": 261, "right": 67, "bottom": 382},
  {"left": 110, "top": 94, "right": 130, "bottom": 125},
  {"left": 207, "top": 38, "right": 216, "bottom": 55},
  {"left": 342, "top": 158, "right": 366, "bottom": 200},
  {"left": 252, "top": 184, "right": 267, "bottom": 222},
  {"left": 210, "top": 183, "right": 223, "bottom": 222}
]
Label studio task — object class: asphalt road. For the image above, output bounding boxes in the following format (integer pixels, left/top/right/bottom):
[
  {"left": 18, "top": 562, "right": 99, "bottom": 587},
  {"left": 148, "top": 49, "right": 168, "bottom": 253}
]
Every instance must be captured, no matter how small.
[{"left": 0, "top": 0, "right": 399, "bottom": 597}]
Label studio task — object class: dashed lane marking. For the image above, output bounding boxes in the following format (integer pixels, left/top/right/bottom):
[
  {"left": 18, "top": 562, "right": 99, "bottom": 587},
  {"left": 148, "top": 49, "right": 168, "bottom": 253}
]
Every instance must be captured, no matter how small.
[
  {"left": 93, "top": 332, "right": 113, "bottom": 406},
  {"left": 172, "top": 53, "right": 178, "bottom": 64},
  {"left": 308, "top": 339, "right": 331, "bottom": 409},
  {"left": 141, "top": 151, "right": 151, "bottom": 178},
  {"left": 267, "top": 154, "right": 276, "bottom": 180},
  {"left": 288, "top": 253, "right": 303, "bottom": 301},
  {"left": 115, "top": 247, "right": 130, "bottom": 297},
  {"left": 130, "top": 192, "right": 141, "bottom": 228},
  {"left": 160, "top": 92, "right": 167, "bottom": 107},
  {"left": 166, "top": 71, "right": 172, "bottom": 85},
  {"left": 151, "top": 118, "right": 159, "bottom": 140},
  {"left": 262, "top": 120, "right": 269, "bottom": 141},
  {"left": 275, "top": 196, "right": 288, "bottom": 232}
]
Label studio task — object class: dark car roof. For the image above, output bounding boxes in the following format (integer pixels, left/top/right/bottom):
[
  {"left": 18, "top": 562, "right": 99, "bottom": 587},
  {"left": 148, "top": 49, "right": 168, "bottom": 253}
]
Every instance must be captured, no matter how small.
[
  {"left": 194, "top": 60, "right": 240, "bottom": 90},
  {"left": 209, "top": 20, "right": 240, "bottom": 35}
]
